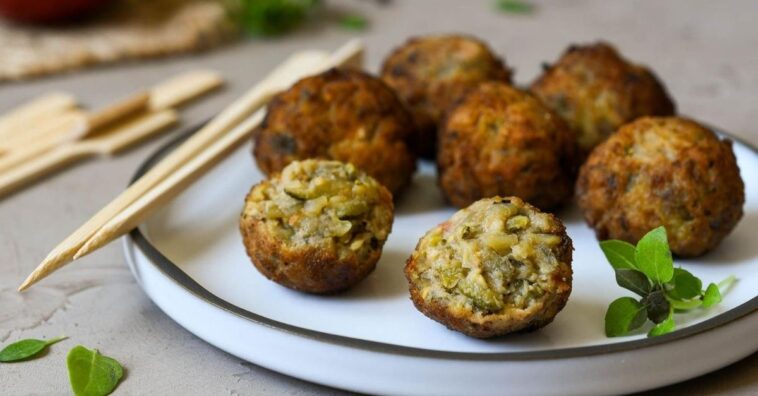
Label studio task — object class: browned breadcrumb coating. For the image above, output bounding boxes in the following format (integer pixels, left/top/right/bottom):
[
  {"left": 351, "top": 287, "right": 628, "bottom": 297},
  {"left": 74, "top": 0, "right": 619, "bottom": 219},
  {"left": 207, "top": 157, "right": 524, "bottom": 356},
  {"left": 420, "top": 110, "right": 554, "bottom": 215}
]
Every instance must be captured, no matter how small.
[
  {"left": 405, "top": 196, "right": 573, "bottom": 338},
  {"left": 253, "top": 68, "right": 417, "bottom": 196},
  {"left": 531, "top": 42, "right": 676, "bottom": 156},
  {"left": 576, "top": 117, "right": 744, "bottom": 257},
  {"left": 380, "top": 34, "right": 512, "bottom": 158},
  {"left": 437, "top": 81, "right": 577, "bottom": 210},
  {"left": 240, "top": 160, "right": 394, "bottom": 293}
]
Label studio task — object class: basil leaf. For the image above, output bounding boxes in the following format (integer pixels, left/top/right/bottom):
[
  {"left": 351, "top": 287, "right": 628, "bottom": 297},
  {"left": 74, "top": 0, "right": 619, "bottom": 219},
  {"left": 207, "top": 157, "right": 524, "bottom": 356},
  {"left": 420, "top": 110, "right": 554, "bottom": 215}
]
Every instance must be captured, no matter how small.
[
  {"left": 668, "top": 268, "right": 702, "bottom": 300},
  {"left": 600, "top": 240, "right": 638, "bottom": 270},
  {"left": 496, "top": 0, "right": 534, "bottom": 14},
  {"left": 615, "top": 268, "right": 651, "bottom": 297},
  {"left": 642, "top": 289, "right": 670, "bottom": 324},
  {"left": 67, "top": 345, "right": 124, "bottom": 396},
  {"left": 605, "top": 297, "right": 647, "bottom": 337},
  {"left": 702, "top": 283, "right": 722, "bottom": 308},
  {"left": 635, "top": 226, "right": 674, "bottom": 283},
  {"left": 0, "top": 335, "right": 67, "bottom": 363},
  {"left": 648, "top": 311, "right": 675, "bottom": 337}
]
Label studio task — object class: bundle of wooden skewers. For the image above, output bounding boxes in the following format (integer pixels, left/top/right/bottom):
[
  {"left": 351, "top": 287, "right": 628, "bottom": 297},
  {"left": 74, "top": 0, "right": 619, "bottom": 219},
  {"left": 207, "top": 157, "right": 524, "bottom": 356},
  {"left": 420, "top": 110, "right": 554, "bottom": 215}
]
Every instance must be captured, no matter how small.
[
  {"left": 0, "top": 70, "right": 224, "bottom": 198},
  {"left": 18, "top": 39, "right": 364, "bottom": 292}
]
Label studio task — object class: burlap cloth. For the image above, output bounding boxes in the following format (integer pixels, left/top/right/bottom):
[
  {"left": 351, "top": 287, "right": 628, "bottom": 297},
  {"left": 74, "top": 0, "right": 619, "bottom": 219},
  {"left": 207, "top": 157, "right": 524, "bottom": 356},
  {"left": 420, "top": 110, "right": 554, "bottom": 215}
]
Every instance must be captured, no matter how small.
[{"left": 0, "top": 0, "right": 238, "bottom": 82}]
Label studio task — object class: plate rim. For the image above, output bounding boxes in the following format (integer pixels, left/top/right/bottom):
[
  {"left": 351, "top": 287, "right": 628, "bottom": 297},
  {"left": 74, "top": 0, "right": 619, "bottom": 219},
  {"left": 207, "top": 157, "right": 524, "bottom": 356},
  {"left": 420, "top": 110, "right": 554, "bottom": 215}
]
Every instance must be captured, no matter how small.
[{"left": 128, "top": 121, "right": 758, "bottom": 361}]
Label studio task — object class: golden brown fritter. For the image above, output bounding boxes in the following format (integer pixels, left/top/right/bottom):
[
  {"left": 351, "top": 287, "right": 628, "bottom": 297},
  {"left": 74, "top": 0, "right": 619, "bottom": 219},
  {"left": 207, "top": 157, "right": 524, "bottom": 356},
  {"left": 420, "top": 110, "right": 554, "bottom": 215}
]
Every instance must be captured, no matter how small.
[
  {"left": 531, "top": 42, "right": 676, "bottom": 156},
  {"left": 437, "top": 82, "right": 577, "bottom": 210},
  {"left": 240, "top": 160, "right": 394, "bottom": 294},
  {"left": 405, "top": 196, "right": 573, "bottom": 338},
  {"left": 380, "top": 34, "right": 512, "bottom": 158},
  {"left": 576, "top": 117, "right": 744, "bottom": 257},
  {"left": 253, "top": 68, "right": 417, "bottom": 196}
]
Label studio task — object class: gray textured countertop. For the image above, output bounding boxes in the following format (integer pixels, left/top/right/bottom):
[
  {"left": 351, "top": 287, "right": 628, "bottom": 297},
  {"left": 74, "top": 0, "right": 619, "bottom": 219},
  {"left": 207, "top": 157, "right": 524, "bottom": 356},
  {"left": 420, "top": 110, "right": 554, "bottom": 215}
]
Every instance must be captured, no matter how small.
[{"left": 1, "top": 0, "right": 756, "bottom": 394}]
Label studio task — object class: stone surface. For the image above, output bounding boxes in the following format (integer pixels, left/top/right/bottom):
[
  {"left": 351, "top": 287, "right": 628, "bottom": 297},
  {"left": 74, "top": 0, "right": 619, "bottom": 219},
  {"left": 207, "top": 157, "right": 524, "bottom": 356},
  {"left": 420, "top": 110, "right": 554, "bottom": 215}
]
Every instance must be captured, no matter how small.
[{"left": 1, "top": 0, "right": 756, "bottom": 394}]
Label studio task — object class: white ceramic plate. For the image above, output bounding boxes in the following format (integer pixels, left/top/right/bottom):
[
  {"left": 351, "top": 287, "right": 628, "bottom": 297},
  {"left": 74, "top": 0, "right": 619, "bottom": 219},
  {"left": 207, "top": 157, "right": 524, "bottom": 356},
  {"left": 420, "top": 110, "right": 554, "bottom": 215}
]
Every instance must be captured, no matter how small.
[{"left": 124, "top": 126, "right": 758, "bottom": 395}]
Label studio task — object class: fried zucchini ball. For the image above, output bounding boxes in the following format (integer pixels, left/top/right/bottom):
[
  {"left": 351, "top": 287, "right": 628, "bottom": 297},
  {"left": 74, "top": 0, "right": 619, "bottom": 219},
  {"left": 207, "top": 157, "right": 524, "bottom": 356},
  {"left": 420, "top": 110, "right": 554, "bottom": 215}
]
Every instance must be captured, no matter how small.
[
  {"left": 253, "top": 68, "right": 417, "bottom": 196},
  {"left": 405, "top": 196, "right": 573, "bottom": 338},
  {"left": 531, "top": 42, "right": 676, "bottom": 155},
  {"left": 380, "top": 34, "right": 512, "bottom": 158},
  {"left": 576, "top": 117, "right": 744, "bottom": 257},
  {"left": 240, "top": 160, "right": 394, "bottom": 293},
  {"left": 438, "top": 82, "right": 577, "bottom": 210}
]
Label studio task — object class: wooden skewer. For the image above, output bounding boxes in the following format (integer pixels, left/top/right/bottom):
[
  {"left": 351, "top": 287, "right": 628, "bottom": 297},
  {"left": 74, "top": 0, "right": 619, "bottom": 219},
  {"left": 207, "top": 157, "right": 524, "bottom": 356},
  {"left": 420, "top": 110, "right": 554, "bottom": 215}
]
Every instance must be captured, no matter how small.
[
  {"left": 0, "top": 92, "right": 77, "bottom": 142},
  {"left": 0, "top": 110, "right": 178, "bottom": 199},
  {"left": 150, "top": 70, "right": 224, "bottom": 111},
  {"left": 80, "top": 91, "right": 150, "bottom": 137},
  {"left": 73, "top": 41, "right": 365, "bottom": 260},
  {"left": 19, "top": 39, "right": 362, "bottom": 291},
  {"left": 0, "top": 110, "right": 85, "bottom": 155}
]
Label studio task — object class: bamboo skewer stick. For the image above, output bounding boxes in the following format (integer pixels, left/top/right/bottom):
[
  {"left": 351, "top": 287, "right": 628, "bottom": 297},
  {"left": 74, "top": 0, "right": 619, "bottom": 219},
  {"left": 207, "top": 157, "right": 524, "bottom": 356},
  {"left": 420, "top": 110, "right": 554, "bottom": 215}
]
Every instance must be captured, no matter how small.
[
  {"left": 0, "top": 110, "right": 85, "bottom": 155},
  {"left": 150, "top": 70, "right": 223, "bottom": 111},
  {"left": 0, "top": 110, "right": 178, "bottom": 199},
  {"left": 19, "top": 39, "right": 363, "bottom": 291},
  {"left": 0, "top": 92, "right": 77, "bottom": 141},
  {"left": 73, "top": 42, "right": 364, "bottom": 260}
]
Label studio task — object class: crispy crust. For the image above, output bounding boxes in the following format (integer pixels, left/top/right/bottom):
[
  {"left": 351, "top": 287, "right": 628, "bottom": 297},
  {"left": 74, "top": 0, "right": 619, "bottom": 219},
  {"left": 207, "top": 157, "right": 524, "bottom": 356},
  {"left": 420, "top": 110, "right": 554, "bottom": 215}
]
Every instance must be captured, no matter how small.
[
  {"left": 531, "top": 42, "right": 675, "bottom": 156},
  {"left": 380, "top": 34, "right": 512, "bottom": 158},
  {"left": 576, "top": 117, "right": 744, "bottom": 257},
  {"left": 253, "top": 68, "right": 417, "bottom": 196},
  {"left": 404, "top": 197, "right": 573, "bottom": 338},
  {"left": 437, "top": 82, "right": 577, "bottom": 210},
  {"left": 240, "top": 215, "right": 385, "bottom": 294}
]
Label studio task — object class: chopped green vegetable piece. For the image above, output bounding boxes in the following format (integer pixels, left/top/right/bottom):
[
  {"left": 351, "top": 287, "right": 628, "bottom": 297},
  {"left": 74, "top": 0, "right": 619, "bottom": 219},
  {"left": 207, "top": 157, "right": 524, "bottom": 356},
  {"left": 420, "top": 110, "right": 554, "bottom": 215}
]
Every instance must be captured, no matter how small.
[
  {"left": 648, "top": 311, "right": 675, "bottom": 337},
  {"left": 634, "top": 226, "right": 674, "bottom": 283},
  {"left": 669, "top": 268, "right": 702, "bottom": 300},
  {"left": 600, "top": 240, "right": 638, "bottom": 270},
  {"left": 605, "top": 297, "right": 647, "bottom": 337},
  {"left": 67, "top": 345, "right": 124, "bottom": 396},
  {"left": 495, "top": 0, "right": 534, "bottom": 14},
  {"left": 0, "top": 335, "right": 67, "bottom": 363},
  {"left": 340, "top": 14, "right": 368, "bottom": 30},
  {"left": 702, "top": 283, "right": 722, "bottom": 308}
]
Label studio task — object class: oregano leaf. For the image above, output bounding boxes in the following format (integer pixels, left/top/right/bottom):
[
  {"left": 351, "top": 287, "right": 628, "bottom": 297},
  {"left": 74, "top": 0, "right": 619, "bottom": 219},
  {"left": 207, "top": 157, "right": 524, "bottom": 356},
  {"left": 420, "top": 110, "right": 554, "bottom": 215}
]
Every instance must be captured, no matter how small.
[
  {"left": 635, "top": 226, "right": 674, "bottom": 283},
  {"left": 67, "top": 345, "right": 124, "bottom": 396},
  {"left": 600, "top": 240, "right": 638, "bottom": 270},
  {"left": 648, "top": 311, "right": 675, "bottom": 337},
  {"left": 615, "top": 268, "right": 651, "bottom": 297},
  {"left": 605, "top": 297, "right": 647, "bottom": 337},
  {"left": 668, "top": 268, "right": 702, "bottom": 300},
  {"left": 642, "top": 289, "right": 670, "bottom": 324},
  {"left": 702, "top": 283, "right": 722, "bottom": 308},
  {"left": 0, "top": 335, "right": 67, "bottom": 362}
]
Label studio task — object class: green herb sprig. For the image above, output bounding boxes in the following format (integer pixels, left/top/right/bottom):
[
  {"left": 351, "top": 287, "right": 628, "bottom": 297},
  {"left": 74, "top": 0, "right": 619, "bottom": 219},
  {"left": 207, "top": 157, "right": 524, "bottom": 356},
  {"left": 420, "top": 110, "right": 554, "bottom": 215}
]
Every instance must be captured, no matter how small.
[
  {"left": 67, "top": 345, "right": 124, "bottom": 396},
  {"left": 0, "top": 335, "right": 67, "bottom": 362},
  {"left": 600, "top": 226, "right": 736, "bottom": 337},
  {"left": 234, "top": 0, "right": 320, "bottom": 36}
]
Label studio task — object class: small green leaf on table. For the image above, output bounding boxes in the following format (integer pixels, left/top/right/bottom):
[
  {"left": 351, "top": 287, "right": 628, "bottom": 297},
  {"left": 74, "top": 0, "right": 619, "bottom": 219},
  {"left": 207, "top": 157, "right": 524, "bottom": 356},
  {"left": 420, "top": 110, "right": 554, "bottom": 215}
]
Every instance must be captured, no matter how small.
[
  {"left": 600, "top": 240, "right": 638, "bottom": 270},
  {"left": 669, "top": 268, "right": 702, "bottom": 300},
  {"left": 67, "top": 345, "right": 124, "bottom": 396},
  {"left": 0, "top": 335, "right": 67, "bottom": 363},
  {"left": 605, "top": 297, "right": 647, "bottom": 337},
  {"left": 495, "top": 0, "right": 534, "bottom": 14},
  {"left": 702, "top": 283, "right": 722, "bottom": 308},
  {"left": 634, "top": 226, "right": 674, "bottom": 283},
  {"left": 615, "top": 268, "right": 651, "bottom": 297}
]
